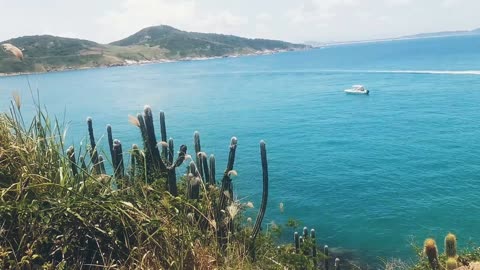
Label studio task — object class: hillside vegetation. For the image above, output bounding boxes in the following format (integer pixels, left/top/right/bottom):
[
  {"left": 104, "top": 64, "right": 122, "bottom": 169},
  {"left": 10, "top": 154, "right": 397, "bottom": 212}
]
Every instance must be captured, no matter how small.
[{"left": 0, "top": 25, "right": 309, "bottom": 74}]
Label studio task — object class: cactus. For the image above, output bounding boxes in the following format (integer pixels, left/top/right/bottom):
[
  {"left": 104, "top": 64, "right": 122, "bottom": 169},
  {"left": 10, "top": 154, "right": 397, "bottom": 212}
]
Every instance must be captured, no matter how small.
[
  {"left": 209, "top": 154, "right": 216, "bottom": 186},
  {"left": 129, "top": 144, "right": 138, "bottom": 177},
  {"left": 98, "top": 155, "right": 106, "bottom": 174},
  {"left": 106, "top": 124, "right": 114, "bottom": 164},
  {"left": 311, "top": 229, "right": 317, "bottom": 268},
  {"left": 303, "top": 227, "right": 308, "bottom": 239},
  {"left": 166, "top": 144, "right": 186, "bottom": 196},
  {"left": 193, "top": 131, "right": 204, "bottom": 179},
  {"left": 168, "top": 138, "right": 174, "bottom": 164},
  {"left": 143, "top": 106, "right": 166, "bottom": 173},
  {"left": 324, "top": 245, "right": 329, "bottom": 270},
  {"left": 251, "top": 140, "right": 268, "bottom": 241},
  {"left": 66, "top": 146, "right": 78, "bottom": 176},
  {"left": 294, "top": 232, "right": 300, "bottom": 254},
  {"left": 446, "top": 257, "right": 458, "bottom": 270},
  {"left": 445, "top": 233, "right": 457, "bottom": 258},
  {"left": 218, "top": 137, "right": 238, "bottom": 216},
  {"left": 159, "top": 111, "right": 168, "bottom": 160},
  {"left": 201, "top": 152, "right": 210, "bottom": 184},
  {"left": 424, "top": 238, "right": 439, "bottom": 270},
  {"left": 112, "top": 139, "right": 124, "bottom": 179},
  {"left": 335, "top": 258, "right": 340, "bottom": 270},
  {"left": 80, "top": 155, "right": 87, "bottom": 171},
  {"left": 87, "top": 117, "right": 101, "bottom": 174},
  {"left": 187, "top": 161, "right": 200, "bottom": 199}
]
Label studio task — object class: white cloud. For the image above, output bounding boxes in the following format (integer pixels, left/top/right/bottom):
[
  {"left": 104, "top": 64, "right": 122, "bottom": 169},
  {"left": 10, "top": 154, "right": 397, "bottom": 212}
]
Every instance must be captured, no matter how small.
[{"left": 96, "top": 0, "right": 196, "bottom": 42}]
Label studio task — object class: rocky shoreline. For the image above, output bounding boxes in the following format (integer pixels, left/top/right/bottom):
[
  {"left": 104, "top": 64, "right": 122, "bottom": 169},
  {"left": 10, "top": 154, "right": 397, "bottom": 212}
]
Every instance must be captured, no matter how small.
[{"left": 0, "top": 48, "right": 307, "bottom": 77}]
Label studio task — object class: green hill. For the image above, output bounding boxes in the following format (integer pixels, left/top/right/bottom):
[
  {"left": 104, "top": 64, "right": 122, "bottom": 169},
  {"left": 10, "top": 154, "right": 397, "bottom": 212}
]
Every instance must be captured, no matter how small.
[
  {"left": 111, "top": 25, "right": 308, "bottom": 58},
  {"left": 0, "top": 25, "right": 309, "bottom": 74}
]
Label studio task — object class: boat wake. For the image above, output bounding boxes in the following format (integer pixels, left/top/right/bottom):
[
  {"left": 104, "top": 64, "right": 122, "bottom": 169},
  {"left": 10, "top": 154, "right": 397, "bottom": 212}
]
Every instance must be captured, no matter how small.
[{"left": 326, "top": 69, "right": 480, "bottom": 75}]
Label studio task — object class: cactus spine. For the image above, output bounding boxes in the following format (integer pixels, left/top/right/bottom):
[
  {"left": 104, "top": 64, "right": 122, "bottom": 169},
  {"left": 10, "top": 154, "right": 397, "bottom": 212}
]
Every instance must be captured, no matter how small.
[
  {"left": 251, "top": 140, "right": 269, "bottom": 241},
  {"left": 445, "top": 233, "right": 457, "bottom": 258},
  {"left": 159, "top": 111, "right": 168, "bottom": 160},
  {"left": 424, "top": 238, "right": 439, "bottom": 270},
  {"left": 87, "top": 117, "right": 101, "bottom": 174}
]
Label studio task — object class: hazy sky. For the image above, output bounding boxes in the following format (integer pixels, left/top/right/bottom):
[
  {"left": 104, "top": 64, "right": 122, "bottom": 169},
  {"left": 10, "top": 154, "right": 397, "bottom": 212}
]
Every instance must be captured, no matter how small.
[{"left": 1, "top": 0, "right": 480, "bottom": 43}]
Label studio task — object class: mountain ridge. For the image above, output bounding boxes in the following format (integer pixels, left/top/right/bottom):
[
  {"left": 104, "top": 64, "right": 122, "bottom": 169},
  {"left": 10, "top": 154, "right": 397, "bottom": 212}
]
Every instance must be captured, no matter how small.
[{"left": 0, "top": 25, "right": 309, "bottom": 75}]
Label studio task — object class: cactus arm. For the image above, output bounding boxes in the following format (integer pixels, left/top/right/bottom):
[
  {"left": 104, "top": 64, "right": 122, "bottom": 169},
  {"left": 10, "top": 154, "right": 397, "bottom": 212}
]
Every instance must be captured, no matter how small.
[
  {"left": 87, "top": 117, "right": 100, "bottom": 174},
  {"left": 209, "top": 154, "right": 216, "bottom": 186},
  {"left": 106, "top": 124, "right": 114, "bottom": 164},
  {"left": 159, "top": 111, "right": 168, "bottom": 160},
  {"left": 251, "top": 140, "right": 268, "bottom": 241},
  {"left": 66, "top": 146, "right": 78, "bottom": 176}
]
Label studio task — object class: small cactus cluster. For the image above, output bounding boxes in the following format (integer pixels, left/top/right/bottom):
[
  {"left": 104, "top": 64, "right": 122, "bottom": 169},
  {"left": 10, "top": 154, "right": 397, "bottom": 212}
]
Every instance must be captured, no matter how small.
[
  {"left": 423, "top": 233, "right": 458, "bottom": 270},
  {"left": 292, "top": 226, "right": 340, "bottom": 270},
  {"left": 65, "top": 105, "right": 269, "bottom": 253}
]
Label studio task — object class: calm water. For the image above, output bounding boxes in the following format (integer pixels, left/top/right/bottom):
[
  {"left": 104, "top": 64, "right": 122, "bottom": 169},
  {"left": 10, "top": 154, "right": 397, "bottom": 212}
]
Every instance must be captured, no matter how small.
[{"left": 2, "top": 35, "right": 480, "bottom": 266}]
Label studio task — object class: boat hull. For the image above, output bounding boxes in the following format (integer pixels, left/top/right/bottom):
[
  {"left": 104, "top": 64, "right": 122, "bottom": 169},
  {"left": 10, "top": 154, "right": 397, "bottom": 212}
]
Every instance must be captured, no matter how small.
[{"left": 344, "top": 89, "right": 369, "bottom": 95}]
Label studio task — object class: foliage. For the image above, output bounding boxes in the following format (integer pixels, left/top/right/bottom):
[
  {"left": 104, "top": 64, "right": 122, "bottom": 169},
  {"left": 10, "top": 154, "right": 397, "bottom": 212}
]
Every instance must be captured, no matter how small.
[{"left": 0, "top": 95, "right": 323, "bottom": 269}]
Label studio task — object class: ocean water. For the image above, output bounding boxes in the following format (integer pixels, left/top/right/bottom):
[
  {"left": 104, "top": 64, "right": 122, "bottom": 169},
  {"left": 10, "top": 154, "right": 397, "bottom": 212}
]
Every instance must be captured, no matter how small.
[{"left": 2, "top": 35, "right": 480, "bottom": 266}]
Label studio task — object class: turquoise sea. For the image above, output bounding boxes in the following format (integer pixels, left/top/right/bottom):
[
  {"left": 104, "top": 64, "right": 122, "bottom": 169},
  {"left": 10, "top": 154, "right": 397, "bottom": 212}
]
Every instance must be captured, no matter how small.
[{"left": 2, "top": 35, "right": 480, "bottom": 266}]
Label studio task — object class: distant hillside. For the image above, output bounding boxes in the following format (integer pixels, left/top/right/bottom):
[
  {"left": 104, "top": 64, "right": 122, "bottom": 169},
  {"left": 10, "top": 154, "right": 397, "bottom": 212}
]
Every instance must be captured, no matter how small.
[
  {"left": 306, "top": 27, "right": 480, "bottom": 47},
  {"left": 111, "top": 25, "right": 307, "bottom": 58},
  {"left": 0, "top": 25, "right": 309, "bottom": 74},
  {"left": 401, "top": 28, "right": 480, "bottom": 39}
]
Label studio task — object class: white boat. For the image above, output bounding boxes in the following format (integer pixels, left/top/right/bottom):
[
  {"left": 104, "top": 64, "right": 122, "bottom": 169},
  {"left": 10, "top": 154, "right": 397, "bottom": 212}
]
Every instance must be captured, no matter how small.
[{"left": 344, "top": 85, "right": 369, "bottom": 95}]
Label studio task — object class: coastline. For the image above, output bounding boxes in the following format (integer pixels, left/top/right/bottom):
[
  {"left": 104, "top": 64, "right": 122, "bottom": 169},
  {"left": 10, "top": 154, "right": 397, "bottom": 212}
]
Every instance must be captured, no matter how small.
[{"left": 0, "top": 47, "right": 308, "bottom": 78}]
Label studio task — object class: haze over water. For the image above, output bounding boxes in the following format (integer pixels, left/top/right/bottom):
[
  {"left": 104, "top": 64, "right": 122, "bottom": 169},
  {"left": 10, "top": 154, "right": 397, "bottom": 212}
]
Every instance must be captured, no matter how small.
[{"left": 2, "top": 34, "right": 480, "bottom": 265}]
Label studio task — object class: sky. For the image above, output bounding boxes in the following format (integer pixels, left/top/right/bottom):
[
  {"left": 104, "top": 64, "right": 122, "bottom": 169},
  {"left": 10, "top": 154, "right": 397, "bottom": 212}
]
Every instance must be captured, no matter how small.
[{"left": 1, "top": 0, "right": 480, "bottom": 44}]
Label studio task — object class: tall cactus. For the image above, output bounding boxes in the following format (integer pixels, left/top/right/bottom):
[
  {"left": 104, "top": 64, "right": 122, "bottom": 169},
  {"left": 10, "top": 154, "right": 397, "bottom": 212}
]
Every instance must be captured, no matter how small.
[
  {"left": 218, "top": 137, "right": 237, "bottom": 215},
  {"left": 209, "top": 154, "right": 216, "bottom": 186},
  {"left": 193, "top": 131, "right": 204, "bottom": 179},
  {"left": 294, "top": 232, "right": 300, "bottom": 254},
  {"left": 159, "top": 111, "right": 168, "bottom": 160},
  {"left": 424, "top": 238, "right": 439, "bottom": 270},
  {"left": 66, "top": 146, "right": 77, "bottom": 176},
  {"left": 130, "top": 144, "right": 137, "bottom": 178},
  {"left": 112, "top": 139, "right": 124, "bottom": 179},
  {"left": 187, "top": 161, "right": 200, "bottom": 200},
  {"left": 168, "top": 138, "right": 174, "bottom": 164},
  {"left": 251, "top": 140, "right": 268, "bottom": 241},
  {"left": 106, "top": 124, "right": 114, "bottom": 164},
  {"left": 324, "top": 245, "right": 329, "bottom": 270},
  {"left": 87, "top": 117, "right": 100, "bottom": 174},
  {"left": 98, "top": 155, "right": 107, "bottom": 174},
  {"left": 445, "top": 233, "right": 457, "bottom": 258},
  {"left": 335, "top": 258, "right": 340, "bottom": 270},
  {"left": 200, "top": 152, "right": 210, "bottom": 184},
  {"left": 166, "top": 144, "right": 186, "bottom": 196},
  {"left": 311, "top": 229, "right": 317, "bottom": 268},
  {"left": 143, "top": 106, "right": 166, "bottom": 173}
]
